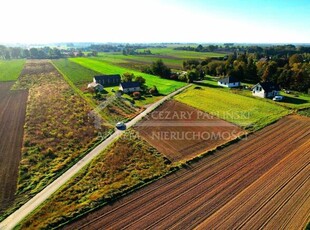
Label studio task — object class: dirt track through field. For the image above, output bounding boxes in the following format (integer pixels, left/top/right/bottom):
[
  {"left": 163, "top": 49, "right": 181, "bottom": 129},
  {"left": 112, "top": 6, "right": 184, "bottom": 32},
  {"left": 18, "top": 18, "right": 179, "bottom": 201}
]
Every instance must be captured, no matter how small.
[
  {"left": 0, "top": 82, "right": 28, "bottom": 212},
  {"left": 64, "top": 115, "right": 310, "bottom": 229}
]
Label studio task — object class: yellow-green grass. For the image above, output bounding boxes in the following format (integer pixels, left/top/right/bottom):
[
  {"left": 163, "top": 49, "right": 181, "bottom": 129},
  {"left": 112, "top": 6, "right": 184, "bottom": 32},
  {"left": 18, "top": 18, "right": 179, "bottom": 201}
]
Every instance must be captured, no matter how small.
[
  {"left": 175, "top": 85, "right": 290, "bottom": 131},
  {"left": 52, "top": 59, "right": 100, "bottom": 87},
  {"left": 70, "top": 58, "right": 186, "bottom": 95},
  {"left": 18, "top": 130, "right": 170, "bottom": 229},
  {"left": 0, "top": 59, "right": 25, "bottom": 81}
]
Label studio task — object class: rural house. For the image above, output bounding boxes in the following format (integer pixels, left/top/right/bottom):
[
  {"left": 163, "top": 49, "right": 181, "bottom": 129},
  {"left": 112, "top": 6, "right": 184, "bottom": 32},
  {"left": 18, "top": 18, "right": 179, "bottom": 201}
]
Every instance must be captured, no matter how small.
[
  {"left": 252, "top": 82, "right": 280, "bottom": 98},
  {"left": 87, "top": 82, "right": 103, "bottom": 92},
  {"left": 93, "top": 74, "right": 121, "bottom": 87},
  {"left": 119, "top": 82, "right": 141, "bottom": 93},
  {"left": 218, "top": 76, "right": 241, "bottom": 88}
]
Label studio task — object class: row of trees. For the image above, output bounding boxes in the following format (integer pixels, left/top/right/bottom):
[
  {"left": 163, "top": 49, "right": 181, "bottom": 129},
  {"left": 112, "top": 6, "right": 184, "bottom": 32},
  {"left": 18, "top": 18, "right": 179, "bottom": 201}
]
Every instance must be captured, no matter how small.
[
  {"left": 175, "top": 44, "right": 310, "bottom": 57},
  {"left": 184, "top": 53, "right": 310, "bottom": 92},
  {"left": 0, "top": 45, "right": 86, "bottom": 59}
]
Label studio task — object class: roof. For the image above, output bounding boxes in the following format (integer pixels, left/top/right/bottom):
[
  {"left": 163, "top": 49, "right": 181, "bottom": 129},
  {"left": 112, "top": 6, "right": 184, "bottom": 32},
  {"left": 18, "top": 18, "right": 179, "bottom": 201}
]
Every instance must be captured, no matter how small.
[
  {"left": 256, "top": 82, "right": 280, "bottom": 92},
  {"left": 120, "top": 82, "right": 141, "bottom": 89},
  {"left": 87, "top": 82, "right": 102, "bottom": 88},
  {"left": 218, "top": 76, "right": 240, "bottom": 84},
  {"left": 94, "top": 74, "right": 121, "bottom": 81}
]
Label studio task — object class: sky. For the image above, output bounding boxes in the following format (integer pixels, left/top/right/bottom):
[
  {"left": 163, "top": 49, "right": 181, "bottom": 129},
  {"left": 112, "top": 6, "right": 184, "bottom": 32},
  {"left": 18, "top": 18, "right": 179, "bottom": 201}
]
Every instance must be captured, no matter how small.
[{"left": 1, "top": 0, "right": 310, "bottom": 44}]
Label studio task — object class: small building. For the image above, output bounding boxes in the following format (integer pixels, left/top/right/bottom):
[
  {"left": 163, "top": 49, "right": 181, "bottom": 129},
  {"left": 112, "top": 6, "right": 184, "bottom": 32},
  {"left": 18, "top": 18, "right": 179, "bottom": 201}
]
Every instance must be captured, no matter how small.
[
  {"left": 93, "top": 75, "right": 121, "bottom": 87},
  {"left": 87, "top": 82, "right": 103, "bottom": 91},
  {"left": 119, "top": 82, "right": 141, "bottom": 93},
  {"left": 218, "top": 76, "right": 241, "bottom": 88},
  {"left": 252, "top": 82, "right": 280, "bottom": 98}
]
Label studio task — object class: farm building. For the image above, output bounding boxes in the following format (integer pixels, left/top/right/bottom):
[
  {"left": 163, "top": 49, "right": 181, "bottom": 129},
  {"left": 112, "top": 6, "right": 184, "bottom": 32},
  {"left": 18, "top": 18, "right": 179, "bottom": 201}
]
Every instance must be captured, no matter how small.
[
  {"left": 93, "top": 75, "right": 121, "bottom": 87},
  {"left": 120, "top": 82, "right": 141, "bottom": 93},
  {"left": 218, "top": 76, "right": 241, "bottom": 88},
  {"left": 87, "top": 82, "right": 103, "bottom": 92},
  {"left": 252, "top": 82, "right": 280, "bottom": 98}
]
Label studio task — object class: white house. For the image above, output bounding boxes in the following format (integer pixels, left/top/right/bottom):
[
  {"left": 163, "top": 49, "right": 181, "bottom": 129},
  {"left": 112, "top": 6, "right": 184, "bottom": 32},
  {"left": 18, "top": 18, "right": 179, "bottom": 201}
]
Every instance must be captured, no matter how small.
[
  {"left": 119, "top": 82, "right": 141, "bottom": 93},
  {"left": 252, "top": 82, "right": 280, "bottom": 98},
  {"left": 87, "top": 82, "right": 103, "bottom": 92},
  {"left": 218, "top": 76, "right": 241, "bottom": 88}
]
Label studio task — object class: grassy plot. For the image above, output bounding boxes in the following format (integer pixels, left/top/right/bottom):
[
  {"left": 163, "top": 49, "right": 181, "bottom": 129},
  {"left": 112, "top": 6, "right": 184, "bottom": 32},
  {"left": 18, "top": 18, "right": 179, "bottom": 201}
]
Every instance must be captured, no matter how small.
[
  {"left": 52, "top": 59, "right": 100, "bottom": 88},
  {"left": 174, "top": 85, "right": 289, "bottom": 131},
  {"left": 0, "top": 59, "right": 25, "bottom": 81},
  {"left": 18, "top": 130, "right": 171, "bottom": 230},
  {"left": 70, "top": 57, "right": 186, "bottom": 95}
]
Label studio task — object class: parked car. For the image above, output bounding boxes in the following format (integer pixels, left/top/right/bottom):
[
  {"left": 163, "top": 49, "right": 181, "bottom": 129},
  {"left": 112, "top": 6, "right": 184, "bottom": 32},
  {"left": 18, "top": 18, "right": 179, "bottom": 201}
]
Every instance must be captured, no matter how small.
[{"left": 273, "top": 95, "right": 284, "bottom": 101}]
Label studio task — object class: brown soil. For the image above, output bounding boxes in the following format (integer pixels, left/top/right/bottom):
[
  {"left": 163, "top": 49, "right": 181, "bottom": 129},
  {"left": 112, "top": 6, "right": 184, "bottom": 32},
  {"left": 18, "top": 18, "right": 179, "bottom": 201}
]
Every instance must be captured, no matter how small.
[
  {"left": 134, "top": 100, "right": 245, "bottom": 162},
  {"left": 64, "top": 115, "right": 310, "bottom": 230},
  {"left": 0, "top": 82, "right": 28, "bottom": 212}
]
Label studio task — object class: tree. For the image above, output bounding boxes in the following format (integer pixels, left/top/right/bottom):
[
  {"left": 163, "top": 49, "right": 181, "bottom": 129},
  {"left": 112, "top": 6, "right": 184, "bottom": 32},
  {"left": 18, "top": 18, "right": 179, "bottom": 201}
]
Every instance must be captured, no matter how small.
[
  {"left": 151, "top": 59, "right": 171, "bottom": 78},
  {"left": 289, "top": 54, "right": 303, "bottom": 66},
  {"left": 261, "top": 61, "right": 277, "bottom": 82},
  {"left": 149, "top": 86, "right": 159, "bottom": 95},
  {"left": 122, "top": 72, "right": 135, "bottom": 82},
  {"left": 135, "top": 76, "right": 146, "bottom": 85},
  {"left": 245, "top": 58, "right": 258, "bottom": 82},
  {"left": 186, "top": 69, "right": 199, "bottom": 83}
]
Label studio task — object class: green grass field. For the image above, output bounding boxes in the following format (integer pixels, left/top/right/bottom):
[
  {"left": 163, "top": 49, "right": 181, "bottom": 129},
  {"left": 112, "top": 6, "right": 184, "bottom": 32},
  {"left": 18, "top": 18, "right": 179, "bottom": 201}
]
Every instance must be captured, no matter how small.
[
  {"left": 70, "top": 58, "right": 186, "bottom": 95},
  {"left": 175, "top": 85, "right": 290, "bottom": 131},
  {"left": 52, "top": 59, "right": 100, "bottom": 87},
  {"left": 0, "top": 59, "right": 25, "bottom": 81}
]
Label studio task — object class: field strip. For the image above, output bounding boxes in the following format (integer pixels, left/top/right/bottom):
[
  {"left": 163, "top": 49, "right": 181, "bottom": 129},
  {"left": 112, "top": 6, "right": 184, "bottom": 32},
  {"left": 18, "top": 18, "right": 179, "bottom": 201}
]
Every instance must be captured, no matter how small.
[
  {"left": 0, "top": 84, "right": 190, "bottom": 230},
  {"left": 194, "top": 140, "right": 310, "bottom": 229}
]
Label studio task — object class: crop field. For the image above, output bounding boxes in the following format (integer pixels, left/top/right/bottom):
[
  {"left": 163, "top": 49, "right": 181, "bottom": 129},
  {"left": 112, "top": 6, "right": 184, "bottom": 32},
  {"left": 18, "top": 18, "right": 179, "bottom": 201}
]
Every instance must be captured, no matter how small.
[
  {"left": 18, "top": 130, "right": 170, "bottom": 229},
  {"left": 70, "top": 58, "right": 186, "bottom": 95},
  {"left": 95, "top": 47, "right": 226, "bottom": 70},
  {"left": 63, "top": 115, "right": 310, "bottom": 229},
  {"left": 52, "top": 59, "right": 100, "bottom": 88},
  {"left": 0, "top": 82, "right": 28, "bottom": 213},
  {"left": 175, "top": 85, "right": 289, "bottom": 130},
  {"left": 0, "top": 60, "right": 111, "bottom": 221},
  {"left": 0, "top": 59, "right": 25, "bottom": 81},
  {"left": 134, "top": 100, "right": 245, "bottom": 162},
  {"left": 136, "top": 47, "right": 226, "bottom": 59}
]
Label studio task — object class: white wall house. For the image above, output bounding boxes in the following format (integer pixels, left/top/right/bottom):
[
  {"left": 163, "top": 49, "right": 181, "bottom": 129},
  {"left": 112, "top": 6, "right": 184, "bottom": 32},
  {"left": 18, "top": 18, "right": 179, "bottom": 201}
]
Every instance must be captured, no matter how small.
[
  {"left": 252, "top": 82, "right": 280, "bottom": 98},
  {"left": 119, "top": 82, "right": 141, "bottom": 93},
  {"left": 218, "top": 76, "right": 241, "bottom": 88},
  {"left": 87, "top": 82, "right": 103, "bottom": 92}
]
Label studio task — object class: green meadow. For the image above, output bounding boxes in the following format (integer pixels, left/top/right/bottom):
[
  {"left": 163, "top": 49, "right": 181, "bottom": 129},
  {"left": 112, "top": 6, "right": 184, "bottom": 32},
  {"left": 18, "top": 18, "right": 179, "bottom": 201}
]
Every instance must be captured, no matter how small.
[
  {"left": 174, "top": 85, "right": 290, "bottom": 131},
  {"left": 52, "top": 59, "right": 100, "bottom": 87},
  {"left": 70, "top": 58, "right": 186, "bottom": 95},
  {"left": 0, "top": 59, "right": 25, "bottom": 81}
]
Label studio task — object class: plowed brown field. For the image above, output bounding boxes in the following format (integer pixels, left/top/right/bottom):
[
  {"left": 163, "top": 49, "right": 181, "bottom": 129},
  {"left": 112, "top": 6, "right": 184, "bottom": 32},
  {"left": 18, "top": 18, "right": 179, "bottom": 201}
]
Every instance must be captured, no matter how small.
[
  {"left": 64, "top": 115, "right": 310, "bottom": 230},
  {"left": 0, "top": 82, "right": 28, "bottom": 212},
  {"left": 134, "top": 100, "right": 245, "bottom": 162}
]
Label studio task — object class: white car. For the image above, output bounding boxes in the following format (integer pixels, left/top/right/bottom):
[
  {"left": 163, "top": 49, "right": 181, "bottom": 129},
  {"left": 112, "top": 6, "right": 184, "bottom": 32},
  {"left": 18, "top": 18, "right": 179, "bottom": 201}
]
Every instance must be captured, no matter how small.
[
  {"left": 115, "top": 122, "right": 125, "bottom": 129},
  {"left": 273, "top": 96, "right": 283, "bottom": 101}
]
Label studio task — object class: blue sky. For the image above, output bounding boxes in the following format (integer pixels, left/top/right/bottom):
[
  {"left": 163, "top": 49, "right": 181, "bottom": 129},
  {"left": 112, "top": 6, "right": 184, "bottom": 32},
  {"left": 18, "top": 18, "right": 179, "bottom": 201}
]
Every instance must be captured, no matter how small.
[{"left": 1, "top": 0, "right": 309, "bottom": 44}]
